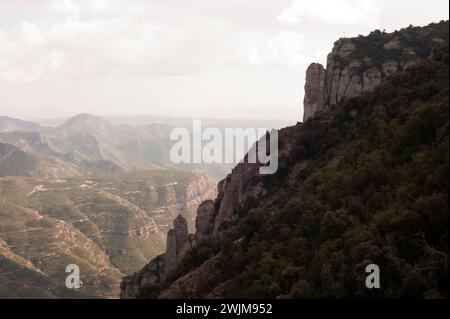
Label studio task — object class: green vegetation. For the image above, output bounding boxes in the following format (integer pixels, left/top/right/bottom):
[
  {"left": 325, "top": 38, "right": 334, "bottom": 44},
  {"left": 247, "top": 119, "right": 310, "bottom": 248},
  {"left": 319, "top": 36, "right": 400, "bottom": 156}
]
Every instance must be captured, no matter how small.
[
  {"left": 143, "top": 44, "right": 449, "bottom": 299},
  {"left": 352, "top": 20, "right": 448, "bottom": 74}
]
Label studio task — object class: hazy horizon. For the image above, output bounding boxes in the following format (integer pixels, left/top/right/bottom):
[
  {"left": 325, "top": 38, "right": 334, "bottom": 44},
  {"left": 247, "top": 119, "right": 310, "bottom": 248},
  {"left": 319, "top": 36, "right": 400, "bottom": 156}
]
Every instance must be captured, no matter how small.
[
  {"left": 0, "top": 0, "right": 448, "bottom": 121},
  {"left": 28, "top": 112, "right": 297, "bottom": 128}
]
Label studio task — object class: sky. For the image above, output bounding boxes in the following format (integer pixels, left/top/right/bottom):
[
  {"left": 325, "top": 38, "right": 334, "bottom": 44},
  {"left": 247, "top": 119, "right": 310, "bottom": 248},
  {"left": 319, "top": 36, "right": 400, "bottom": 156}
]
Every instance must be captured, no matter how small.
[{"left": 0, "top": 0, "right": 448, "bottom": 121}]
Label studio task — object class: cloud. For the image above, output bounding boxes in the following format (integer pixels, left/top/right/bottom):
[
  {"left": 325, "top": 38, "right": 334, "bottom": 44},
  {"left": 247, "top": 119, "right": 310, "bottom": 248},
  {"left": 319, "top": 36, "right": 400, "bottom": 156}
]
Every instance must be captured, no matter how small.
[
  {"left": 0, "top": 0, "right": 447, "bottom": 120},
  {"left": 276, "top": 0, "right": 381, "bottom": 28},
  {"left": 0, "top": 0, "right": 308, "bottom": 82},
  {"left": 225, "top": 30, "right": 307, "bottom": 69}
]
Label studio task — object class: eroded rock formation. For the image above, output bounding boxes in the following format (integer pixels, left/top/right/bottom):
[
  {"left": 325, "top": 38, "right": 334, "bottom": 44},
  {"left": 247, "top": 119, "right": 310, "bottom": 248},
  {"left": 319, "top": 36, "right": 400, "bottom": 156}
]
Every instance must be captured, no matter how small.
[
  {"left": 303, "top": 25, "right": 447, "bottom": 121},
  {"left": 194, "top": 200, "right": 215, "bottom": 242},
  {"left": 120, "top": 214, "right": 194, "bottom": 298},
  {"left": 303, "top": 63, "right": 326, "bottom": 121}
]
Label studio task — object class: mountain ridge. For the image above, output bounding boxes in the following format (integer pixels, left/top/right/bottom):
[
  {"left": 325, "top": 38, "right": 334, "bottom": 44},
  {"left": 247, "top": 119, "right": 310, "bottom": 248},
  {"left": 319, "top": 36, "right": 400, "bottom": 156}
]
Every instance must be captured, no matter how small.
[
  {"left": 303, "top": 20, "right": 449, "bottom": 121},
  {"left": 121, "top": 22, "right": 449, "bottom": 299},
  {"left": 0, "top": 116, "right": 46, "bottom": 133}
]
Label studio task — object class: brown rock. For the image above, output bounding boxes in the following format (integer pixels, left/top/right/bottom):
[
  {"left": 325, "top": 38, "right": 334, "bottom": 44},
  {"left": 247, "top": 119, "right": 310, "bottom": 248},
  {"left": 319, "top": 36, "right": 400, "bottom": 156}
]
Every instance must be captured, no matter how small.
[
  {"left": 174, "top": 215, "right": 189, "bottom": 258},
  {"left": 383, "top": 37, "right": 401, "bottom": 50},
  {"left": 382, "top": 60, "right": 399, "bottom": 76},
  {"left": 164, "top": 229, "right": 177, "bottom": 275},
  {"left": 213, "top": 162, "right": 262, "bottom": 235},
  {"left": 302, "top": 28, "right": 438, "bottom": 120},
  {"left": 303, "top": 63, "right": 326, "bottom": 121},
  {"left": 120, "top": 254, "right": 165, "bottom": 299},
  {"left": 195, "top": 200, "right": 216, "bottom": 241}
]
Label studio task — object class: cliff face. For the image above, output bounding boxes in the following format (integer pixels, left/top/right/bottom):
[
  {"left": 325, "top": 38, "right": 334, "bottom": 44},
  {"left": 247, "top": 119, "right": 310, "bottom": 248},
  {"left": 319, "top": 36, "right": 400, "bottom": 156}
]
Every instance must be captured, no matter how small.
[
  {"left": 303, "top": 21, "right": 449, "bottom": 121},
  {"left": 151, "top": 175, "right": 217, "bottom": 234},
  {"left": 119, "top": 132, "right": 299, "bottom": 298},
  {"left": 120, "top": 215, "right": 195, "bottom": 298},
  {"left": 121, "top": 21, "right": 449, "bottom": 299}
]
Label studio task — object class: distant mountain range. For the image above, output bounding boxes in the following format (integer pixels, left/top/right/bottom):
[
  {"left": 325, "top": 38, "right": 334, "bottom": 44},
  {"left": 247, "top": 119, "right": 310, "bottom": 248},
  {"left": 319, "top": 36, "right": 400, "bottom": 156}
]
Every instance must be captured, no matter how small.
[
  {"left": 0, "top": 113, "right": 171, "bottom": 179},
  {"left": 0, "top": 113, "right": 219, "bottom": 298},
  {"left": 0, "top": 116, "right": 46, "bottom": 133},
  {"left": 0, "top": 113, "right": 290, "bottom": 181}
]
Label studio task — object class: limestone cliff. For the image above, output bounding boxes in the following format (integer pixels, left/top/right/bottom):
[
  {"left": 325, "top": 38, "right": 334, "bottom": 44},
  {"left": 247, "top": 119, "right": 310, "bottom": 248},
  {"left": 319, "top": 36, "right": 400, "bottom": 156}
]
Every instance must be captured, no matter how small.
[{"left": 303, "top": 21, "right": 448, "bottom": 121}]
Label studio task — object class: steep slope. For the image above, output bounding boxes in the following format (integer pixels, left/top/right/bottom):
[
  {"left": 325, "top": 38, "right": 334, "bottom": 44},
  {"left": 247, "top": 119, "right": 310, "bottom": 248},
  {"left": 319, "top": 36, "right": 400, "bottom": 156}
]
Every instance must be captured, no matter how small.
[
  {"left": 124, "top": 37, "right": 449, "bottom": 298},
  {"left": 303, "top": 20, "right": 448, "bottom": 121}
]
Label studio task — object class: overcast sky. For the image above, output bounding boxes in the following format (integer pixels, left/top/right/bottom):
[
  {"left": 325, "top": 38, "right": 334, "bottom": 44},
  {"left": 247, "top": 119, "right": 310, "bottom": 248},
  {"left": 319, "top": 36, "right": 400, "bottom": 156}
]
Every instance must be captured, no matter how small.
[{"left": 0, "top": 0, "right": 448, "bottom": 121}]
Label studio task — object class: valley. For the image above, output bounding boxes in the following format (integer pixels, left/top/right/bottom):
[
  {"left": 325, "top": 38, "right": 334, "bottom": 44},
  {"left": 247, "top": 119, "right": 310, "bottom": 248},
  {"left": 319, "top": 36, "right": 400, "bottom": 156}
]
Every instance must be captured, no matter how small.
[
  {"left": 0, "top": 170, "right": 215, "bottom": 297},
  {"left": 0, "top": 113, "right": 218, "bottom": 298}
]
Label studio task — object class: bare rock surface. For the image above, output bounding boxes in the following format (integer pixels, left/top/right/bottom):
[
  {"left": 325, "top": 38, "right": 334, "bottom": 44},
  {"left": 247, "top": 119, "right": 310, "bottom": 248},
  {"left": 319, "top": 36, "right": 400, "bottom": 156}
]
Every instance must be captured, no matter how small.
[{"left": 303, "top": 24, "right": 446, "bottom": 121}]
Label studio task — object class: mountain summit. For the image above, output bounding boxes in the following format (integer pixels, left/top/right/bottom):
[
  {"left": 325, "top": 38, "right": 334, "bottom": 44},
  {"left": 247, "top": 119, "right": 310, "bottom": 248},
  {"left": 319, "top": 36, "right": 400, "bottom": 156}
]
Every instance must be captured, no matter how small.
[
  {"left": 303, "top": 21, "right": 448, "bottom": 121},
  {"left": 61, "top": 113, "right": 110, "bottom": 126}
]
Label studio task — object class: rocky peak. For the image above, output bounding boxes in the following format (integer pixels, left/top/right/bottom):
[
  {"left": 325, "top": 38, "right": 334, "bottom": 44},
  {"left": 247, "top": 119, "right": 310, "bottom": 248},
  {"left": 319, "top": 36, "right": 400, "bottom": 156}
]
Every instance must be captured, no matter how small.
[
  {"left": 303, "top": 63, "right": 326, "bottom": 121},
  {"left": 164, "top": 215, "right": 191, "bottom": 275},
  {"left": 303, "top": 21, "right": 449, "bottom": 121},
  {"left": 173, "top": 215, "right": 189, "bottom": 252}
]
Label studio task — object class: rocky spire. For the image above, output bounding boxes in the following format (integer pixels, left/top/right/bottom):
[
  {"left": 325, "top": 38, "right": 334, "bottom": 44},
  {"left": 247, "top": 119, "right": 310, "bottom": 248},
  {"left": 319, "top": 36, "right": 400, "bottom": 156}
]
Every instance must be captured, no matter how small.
[
  {"left": 303, "top": 63, "right": 326, "bottom": 122},
  {"left": 164, "top": 215, "right": 190, "bottom": 275},
  {"left": 302, "top": 26, "right": 445, "bottom": 121}
]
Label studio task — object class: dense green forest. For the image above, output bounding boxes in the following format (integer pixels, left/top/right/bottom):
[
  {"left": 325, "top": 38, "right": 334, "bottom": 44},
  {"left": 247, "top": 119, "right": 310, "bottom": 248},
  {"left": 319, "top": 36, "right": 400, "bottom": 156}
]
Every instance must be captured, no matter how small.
[{"left": 141, "top": 43, "right": 449, "bottom": 299}]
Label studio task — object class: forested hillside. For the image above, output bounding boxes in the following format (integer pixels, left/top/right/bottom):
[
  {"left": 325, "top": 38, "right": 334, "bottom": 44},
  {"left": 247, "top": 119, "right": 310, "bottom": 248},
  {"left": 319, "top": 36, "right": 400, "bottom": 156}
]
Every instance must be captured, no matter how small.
[{"left": 136, "top": 43, "right": 449, "bottom": 299}]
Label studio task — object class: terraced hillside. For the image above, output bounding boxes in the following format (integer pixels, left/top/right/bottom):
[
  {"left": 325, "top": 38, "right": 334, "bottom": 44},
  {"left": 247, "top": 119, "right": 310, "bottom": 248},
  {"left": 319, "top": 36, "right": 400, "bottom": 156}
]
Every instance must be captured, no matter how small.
[{"left": 0, "top": 169, "right": 215, "bottom": 297}]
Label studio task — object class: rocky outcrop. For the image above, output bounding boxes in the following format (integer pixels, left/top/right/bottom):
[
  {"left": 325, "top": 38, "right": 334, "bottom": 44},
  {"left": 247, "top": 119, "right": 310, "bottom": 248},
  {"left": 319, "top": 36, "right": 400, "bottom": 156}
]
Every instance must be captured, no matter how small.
[
  {"left": 212, "top": 163, "right": 267, "bottom": 235},
  {"left": 120, "top": 132, "right": 297, "bottom": 298},
  {"left": 165, "top": 215, "right": 190, "bottom": 274},
  {"left": 152, "top": 175, "right": 217, "bottom": 234},
  {"left": 120, "top": 215, "right": 194, "bottom": 298},
  {"left": 120, "top": 255, "right": 165, "bottom": 299},
  {"left": 126, "top": 220, "right": 158, "bottom": 238},
  {"left": 121, "top": 20, "right": 450, "bottom": 299},
  {"left": 119, "top": 175, "right": 216, "bottom": 298},
  {"left": 303, "top": 22, "right": 448, "bottom": 121},
  {"left": 163, "top": 230, "right": 177, "bottom": 276},
  {"left": 194, "top": 200, "right": 215, "bottom": 241},
  {"left": 183, "top": 175, "right": 217, "bottom": 232},
  {"left": 303, "top": 63, "right": 326, "bottom": 121}
]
